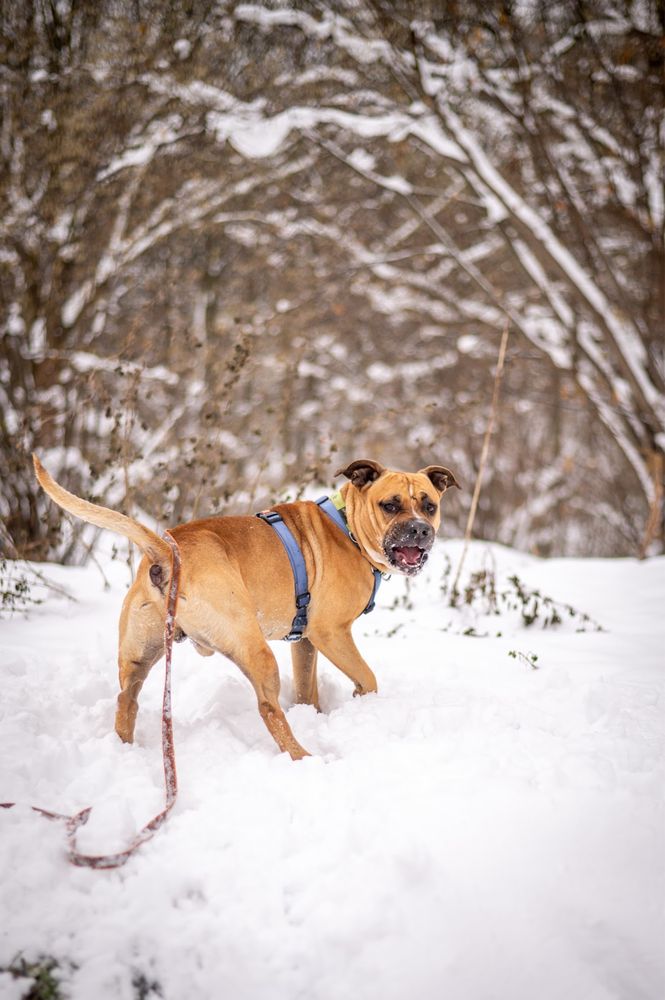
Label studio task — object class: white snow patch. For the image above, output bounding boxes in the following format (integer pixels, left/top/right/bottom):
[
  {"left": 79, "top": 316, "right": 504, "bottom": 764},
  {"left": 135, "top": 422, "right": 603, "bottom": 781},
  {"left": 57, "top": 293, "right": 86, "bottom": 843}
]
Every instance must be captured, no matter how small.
[
  {"left": 228, "top": 116, "right": 295, "bottom": 159},
  {"left": 0, "top": 543, "right": 663, "bottom": 1000},
  {"left": 29, "top": 318, "right": 46, "bottom": 356},
  {"left": 40, "top": 109, "right": 57, "bottom": 131},
  {"left": 97, "top": 115, "right": 184, "bottom": 181},
  {"left": 6, "top": 302, "right": 25, "bottom": 336},
  {"left": 348, "top": 147, "right": 377, "bottom": 172},
  {"left": 61, "top": 281, "right": 92, "bottom": 328},
  {"left": 173, "top": 38, "right": 191, "bottom": 60},
  {"left": 457, "top": 333, "right": 479, "bottom": 354},
  {"left": 68, "top": 351, "right": 178, "bottom": 386},
  {"left": 367, "top": 362, "right": 393, "bottom": 383}
]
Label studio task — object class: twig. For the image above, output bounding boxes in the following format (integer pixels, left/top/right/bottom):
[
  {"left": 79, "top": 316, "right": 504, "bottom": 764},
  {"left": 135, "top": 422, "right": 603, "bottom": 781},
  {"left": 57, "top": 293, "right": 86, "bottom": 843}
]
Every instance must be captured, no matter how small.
[
  {"left": 451, "top": 321, "right": 510, "bottom": 598},
  {"left": 26, "top": 564, "right": 77, "bottom": 601},
  {"left": 2, "top": 561, "right": 77, "bottom": 605},
  {"left": 639, "top": 450, "right": 663, "bottom": 558},
  {"left": 121, "top": 373, "right": 140, "bottom": 582}
]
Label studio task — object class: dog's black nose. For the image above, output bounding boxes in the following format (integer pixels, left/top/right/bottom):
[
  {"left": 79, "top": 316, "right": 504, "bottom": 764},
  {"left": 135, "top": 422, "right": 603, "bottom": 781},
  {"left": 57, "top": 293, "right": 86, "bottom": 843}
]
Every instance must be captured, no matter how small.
[{"left": 402, "top": 519, "right": 434, "bottom": 543}]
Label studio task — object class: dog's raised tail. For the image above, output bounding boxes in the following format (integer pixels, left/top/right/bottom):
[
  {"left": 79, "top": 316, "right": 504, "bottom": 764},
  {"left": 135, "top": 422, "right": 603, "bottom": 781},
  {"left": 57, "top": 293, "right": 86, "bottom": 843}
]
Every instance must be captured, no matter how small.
[{"left": 33, "top": 454, "right": 171, "bottom": 564}]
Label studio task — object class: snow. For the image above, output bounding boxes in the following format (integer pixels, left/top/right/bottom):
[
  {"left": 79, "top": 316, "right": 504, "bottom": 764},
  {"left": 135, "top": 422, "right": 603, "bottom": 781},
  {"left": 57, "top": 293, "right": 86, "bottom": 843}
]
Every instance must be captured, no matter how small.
[
  {"left": 67, "top": 352, "right": 179, "bottom": 386},
  {"left": 6, "top": 303, "right": 25, "bottom": 337},
  {"left": 229, "top": 116, "right": 295, "bottom": 160},
  {"left": 645, "top": 148, "right": 664, "bottom": 231},
  {"left": 347, "top": 148, "right": 377, "bottom": 173},
  {"left": 1, "top": 541, "right": 663, "bottom": 1000},
  {"left": 234, "top": 4, "right": 396, "bottom": 67},
  {"left": 138, "top": 68, "right": 464, "bottom": 165},
  {"left": 173, "top": 39, "right": 191, "bottom": 61},
  {"left": 97, "top": 115, "right": 185, "bottom": 183},
  {"left": 457, "top": 334, "right": 479, "bottom": 355},
  {"left": 61, "top": 280, "right": 92, "bottom": 329}
]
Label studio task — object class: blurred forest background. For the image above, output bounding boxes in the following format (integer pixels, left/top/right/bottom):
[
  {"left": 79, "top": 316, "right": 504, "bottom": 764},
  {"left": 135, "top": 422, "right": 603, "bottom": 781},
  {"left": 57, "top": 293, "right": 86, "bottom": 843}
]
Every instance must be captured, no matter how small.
[{"left": 1, "top": 0, "right": 663, "bottom": 564}]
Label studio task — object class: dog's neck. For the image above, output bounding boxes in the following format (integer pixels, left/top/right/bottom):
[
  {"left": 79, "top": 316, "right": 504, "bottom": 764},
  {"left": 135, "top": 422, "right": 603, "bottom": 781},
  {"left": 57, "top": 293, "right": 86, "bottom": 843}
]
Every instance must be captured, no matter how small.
[{"left": 332, "top": 483, "right": 390, "bottom": 575}]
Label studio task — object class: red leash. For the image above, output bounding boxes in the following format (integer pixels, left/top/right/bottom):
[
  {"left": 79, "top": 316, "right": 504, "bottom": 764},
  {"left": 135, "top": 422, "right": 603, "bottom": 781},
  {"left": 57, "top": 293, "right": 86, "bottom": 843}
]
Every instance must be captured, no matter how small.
[{"left": 1, "top": 531, "right": 181, "bottom": 869}]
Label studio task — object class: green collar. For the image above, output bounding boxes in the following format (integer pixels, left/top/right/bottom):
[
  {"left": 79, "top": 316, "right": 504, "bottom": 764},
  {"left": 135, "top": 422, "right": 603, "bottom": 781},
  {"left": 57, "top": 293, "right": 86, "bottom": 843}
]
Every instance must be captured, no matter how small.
[
  {"left": 329, "top": 489, "right": 346, "bottom": 512},
  {"left": 327, "top": 489, "right": 357, "bottom": 547}
]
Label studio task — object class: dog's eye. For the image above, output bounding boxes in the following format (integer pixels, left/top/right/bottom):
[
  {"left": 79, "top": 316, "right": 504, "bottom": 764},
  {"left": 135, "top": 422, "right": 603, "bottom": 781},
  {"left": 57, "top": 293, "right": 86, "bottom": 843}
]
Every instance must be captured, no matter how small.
[
  {"left": 422, "top": 500, "right": 438, "bottom": 516},
  {"left": 381, "top": 500, "right": 400, "bottom": 514}
]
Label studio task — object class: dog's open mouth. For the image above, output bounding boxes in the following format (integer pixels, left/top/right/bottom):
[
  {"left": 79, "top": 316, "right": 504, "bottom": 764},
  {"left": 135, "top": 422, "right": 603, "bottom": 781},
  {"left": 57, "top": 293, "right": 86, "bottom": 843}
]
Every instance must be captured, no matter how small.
[{"left": 389, "top": 545, "right": 429, "bottom": 574}]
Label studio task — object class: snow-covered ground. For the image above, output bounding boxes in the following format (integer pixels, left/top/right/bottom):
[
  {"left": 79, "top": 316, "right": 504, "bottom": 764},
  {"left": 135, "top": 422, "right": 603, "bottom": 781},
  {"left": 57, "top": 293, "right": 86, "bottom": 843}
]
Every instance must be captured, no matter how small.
[{"left": 1, "top": 540, "right": 663, "bottom": 1000}]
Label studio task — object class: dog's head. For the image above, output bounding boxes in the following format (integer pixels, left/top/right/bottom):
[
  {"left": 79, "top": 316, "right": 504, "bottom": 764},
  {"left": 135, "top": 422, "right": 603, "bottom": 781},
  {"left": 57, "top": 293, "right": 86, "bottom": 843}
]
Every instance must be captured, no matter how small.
[{"left": 336, "top": 459, "right": 460, "bottom": 576}]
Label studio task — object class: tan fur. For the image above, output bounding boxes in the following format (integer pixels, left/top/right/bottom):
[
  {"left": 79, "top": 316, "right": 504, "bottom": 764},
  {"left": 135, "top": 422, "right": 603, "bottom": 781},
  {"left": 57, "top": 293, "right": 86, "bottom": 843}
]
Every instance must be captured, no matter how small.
[
  {"left": 33, "top": 455, "right": 458, "bottom": 759},
  {"left": 33, "top": 455, "right": 170, "bottom": 565}
]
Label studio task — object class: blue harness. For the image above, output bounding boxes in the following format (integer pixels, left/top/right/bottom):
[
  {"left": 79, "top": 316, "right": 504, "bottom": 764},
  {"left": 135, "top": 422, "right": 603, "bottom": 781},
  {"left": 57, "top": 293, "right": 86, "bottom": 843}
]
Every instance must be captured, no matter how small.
[{"left": 256, "top": 496, "right": 383, "bottom": 642}]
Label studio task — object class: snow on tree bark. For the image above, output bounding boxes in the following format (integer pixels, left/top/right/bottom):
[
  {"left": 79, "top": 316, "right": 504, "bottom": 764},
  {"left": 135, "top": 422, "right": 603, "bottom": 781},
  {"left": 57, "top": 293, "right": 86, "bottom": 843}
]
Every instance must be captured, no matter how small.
[{"left": 1, "top": 0, "right": 662, "bottom": 559}]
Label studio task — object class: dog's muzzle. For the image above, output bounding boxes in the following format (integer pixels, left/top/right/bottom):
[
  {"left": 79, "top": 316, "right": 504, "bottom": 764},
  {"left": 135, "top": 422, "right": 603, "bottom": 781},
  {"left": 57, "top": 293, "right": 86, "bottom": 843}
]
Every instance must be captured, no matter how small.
[{"left": 384, "top": 518, "right": 434, "bottom": 576}]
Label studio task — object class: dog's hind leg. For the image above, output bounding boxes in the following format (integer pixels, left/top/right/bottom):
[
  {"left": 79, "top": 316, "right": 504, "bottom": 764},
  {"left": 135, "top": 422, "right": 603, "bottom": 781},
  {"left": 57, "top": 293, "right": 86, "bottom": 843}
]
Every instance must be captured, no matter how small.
[
  {"left": 291, "top": 637, "right": 320, "bottom": 711},
  {"left": 115, "top": 584, "right": 165, "bottom": 743}
]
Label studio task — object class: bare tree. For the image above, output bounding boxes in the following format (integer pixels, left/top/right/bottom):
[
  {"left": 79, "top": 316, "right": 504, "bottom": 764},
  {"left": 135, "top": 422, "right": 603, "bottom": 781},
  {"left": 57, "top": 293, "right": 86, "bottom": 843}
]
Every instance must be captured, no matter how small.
[{"left": 1, "top": 0, "right": 662, "bottom": 561}]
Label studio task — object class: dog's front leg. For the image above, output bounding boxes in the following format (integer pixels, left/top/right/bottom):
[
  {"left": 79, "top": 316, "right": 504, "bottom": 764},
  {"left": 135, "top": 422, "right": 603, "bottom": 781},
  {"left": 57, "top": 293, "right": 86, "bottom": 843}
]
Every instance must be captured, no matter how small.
[
  {"left": 308, "top": 625, "right": 378, "bottom": 698},
  {"left": 241, "top": 639, "right": 311, "bottom": 760},
  {"left": 212, "top": 620, "right": 310, "bottom": 760}
]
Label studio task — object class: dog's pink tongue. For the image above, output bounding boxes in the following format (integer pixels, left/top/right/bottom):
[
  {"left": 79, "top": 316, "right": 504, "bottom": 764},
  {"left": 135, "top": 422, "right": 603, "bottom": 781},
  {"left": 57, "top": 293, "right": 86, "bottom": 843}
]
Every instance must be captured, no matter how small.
[{"left": 396, "top": 546, "right": 422, "bottom": 565}]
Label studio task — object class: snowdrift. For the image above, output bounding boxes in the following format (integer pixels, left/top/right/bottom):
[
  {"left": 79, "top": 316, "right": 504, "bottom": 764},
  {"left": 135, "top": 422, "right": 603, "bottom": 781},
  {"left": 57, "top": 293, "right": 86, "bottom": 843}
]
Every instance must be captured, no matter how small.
[{"left": 1, "top": 541, "right": 663, "bottom": 1000}]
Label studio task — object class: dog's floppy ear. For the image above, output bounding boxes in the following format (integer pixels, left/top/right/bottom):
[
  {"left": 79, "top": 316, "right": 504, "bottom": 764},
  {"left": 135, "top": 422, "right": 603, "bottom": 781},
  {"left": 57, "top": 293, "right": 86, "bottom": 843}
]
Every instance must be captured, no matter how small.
[
  {"left": 419, "top": 466, "right": 461, "bottom": 495},
  {"left": 335, "top": 459, "right": 386, "bottom": 490}
]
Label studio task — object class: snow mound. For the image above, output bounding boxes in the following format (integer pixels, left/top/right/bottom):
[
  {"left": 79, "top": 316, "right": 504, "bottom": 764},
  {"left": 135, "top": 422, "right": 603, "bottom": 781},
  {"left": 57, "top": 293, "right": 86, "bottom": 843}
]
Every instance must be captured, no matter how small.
[{"left": 1, "top": 541, "right": 663, "bottom": 1000}]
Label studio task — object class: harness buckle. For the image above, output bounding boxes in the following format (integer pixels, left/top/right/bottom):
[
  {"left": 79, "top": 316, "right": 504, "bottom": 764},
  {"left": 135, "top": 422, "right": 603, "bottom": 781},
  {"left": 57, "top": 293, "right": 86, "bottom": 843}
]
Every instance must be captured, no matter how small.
[
  {"left": 285, "top": 595, "right": 309, "bottom": 642},
  {"left": 258, "top": 510, "right": 282, "bottom": 524}
]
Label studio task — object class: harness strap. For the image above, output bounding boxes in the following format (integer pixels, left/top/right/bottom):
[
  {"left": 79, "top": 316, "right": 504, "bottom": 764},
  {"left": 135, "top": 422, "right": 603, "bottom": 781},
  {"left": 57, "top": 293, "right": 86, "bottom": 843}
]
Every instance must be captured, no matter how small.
[
  {"left": 257, "top": 496, "right": 383, "bottom": 642},
  {"left": 256, "top": 510, "right": 310, "bottom": 642},
  {"left": 315, "top": 497, "right": 382, "bottom": 614}
]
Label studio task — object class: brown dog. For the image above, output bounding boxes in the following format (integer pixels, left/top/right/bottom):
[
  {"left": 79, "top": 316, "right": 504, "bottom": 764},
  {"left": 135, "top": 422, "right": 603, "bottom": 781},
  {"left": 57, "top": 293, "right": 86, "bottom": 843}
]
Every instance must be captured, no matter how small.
[{"left": 33, "top": 456, "right": 459, "bottom": 759}]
